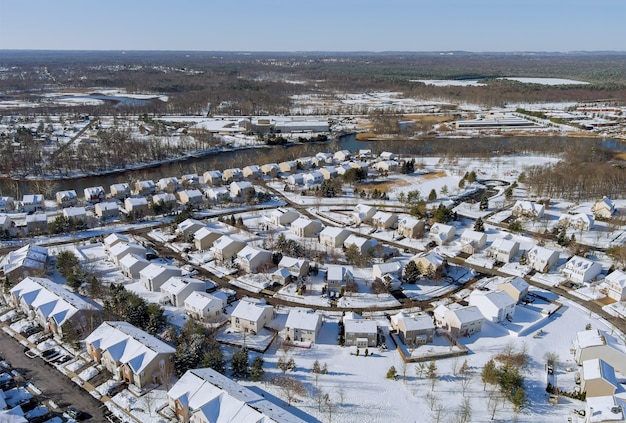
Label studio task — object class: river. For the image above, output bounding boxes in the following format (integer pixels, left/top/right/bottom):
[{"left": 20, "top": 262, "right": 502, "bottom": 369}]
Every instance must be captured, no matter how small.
[{"left": 0, "top": 134, "right": 620, "bottom": 196}]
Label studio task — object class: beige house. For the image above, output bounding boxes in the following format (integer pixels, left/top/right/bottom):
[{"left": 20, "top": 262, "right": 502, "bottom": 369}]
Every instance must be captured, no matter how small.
[
  {"left": 429, "top": 222, "right": 456, "bottom": 245},
  {"left": 489, "top": 237, "right": 520, "bottom": 263},
  {"left": 140, "top": 263, "right": 182, "bottom": 292},
  {"left": 592, "top": 197, "right": 616, "bottom": 219},
  {"left": 326, "top": 265, "right": 353, "bottom": 294},
  {"left": 194, "top": 227, "right": 222, "bottom": 251},
  {"left": 160, "top": 276, "right": 206, "bottom": 307},
  {"left": 285, "top": 309, "right": 322, "bottom": 343},
  {"left": 527, "top": 245, "right": 559, "bottom": 273},
  {"left": 372, "top": 211, "right": 397, "bottom": 229},
  {"left": 459, "top": 229, "right": 487, "bottom": 254},
  {"left": 268, "top": 208, "right": 299, "bottom": 226},
  {"left": 434, "top": 305, "right": 485, "bottom": 337},
  {"left": 110, "top": 183, "right": 131, "bottom": 199},
  {"left": 202, "top": 170, "right": 222, "bottom": 186},
  {"left": 318, "top": 166, "right": 338, "bottom": 180},
  {"left": 124, "top": 197, "right": 149, "bottom": 216},
  {"left": 390, "top": 312, "right": 435, "bottom": 346},
  {"left": 605, "top": 269, "right": 626, "bottom": 301},
  {"left": 512, "top": 200, "right": 545, "bottom": 219},
  {"left": 575, "top": 329, "right": 626, "bottom": 374},
  {"left": 133, "top": 180, "right": 156, "bottom": 196},
  {"left": 230, "top": 298, "right": 274, "bottom": 334},
  {"left": 119, "top": 253, "right": 150, "bottom": 279},
  {"left": 581, "top": 359, "right": 619, "bottom": 398},
  {"left": 497, "top": 277, "right": 529, "bottom": 303},
  {"left": 397, "top": 217, "right": 425, "bottom": 239},
  {"left": 411, "top": 251, "right": 445, "bottom": 277},
  {"left": 319, "top": 227, "right": 351, "bottom": 248},
  {"left": 177, "top": 189, "right": 204, "bottom": 207},
  {"left": 343, "top": 234, "right": 377, "bottom": 255},
  {"left": 95, "top": 201, "right": 120, "bottom": 219},
  {"left": 353, "top": 203, "right": 377, "bottom": 224},
  {"left": 181, "top": 173, "right": 199, "bottom": 187},
  {"left": 222, "top": 168, "right": 243, "bottom": 182},
  {"left": 279, "top": 161, "right": 297, "bottom": 173},
  {"left": 151, "top": 193, "right": 177, "bottom": 211},
  {"left": 55, "top": 190, "right": 78, "bottom": 207},
  {"left": 213, "top": 236, "right": 246, "bottom": 262},
  {"left": 229, "top": 181, "right": 255, "bottom": 199},
  {"left": 236, "top": 245, "right": 273, "bottom": 273},
  {"left": 85, "top": 321, "right": 175, "bottom": 389},
  {"left": 261, "top": 163, "right": 279, "bottom": 178},
  {"left": 184, "top": 291, "right": 227, "bottom": 321},
  {"left": 157, "top": 177, "right": 181, "bottom": 193},
  {"left": 290, "top": 217, "right": 323, "bottom": 238},
  {"left": 108, "top": 242, "right": 146, "bottom": 266},
  {"left": 242, "top": 165, "right": 262, "bottom": 179}
]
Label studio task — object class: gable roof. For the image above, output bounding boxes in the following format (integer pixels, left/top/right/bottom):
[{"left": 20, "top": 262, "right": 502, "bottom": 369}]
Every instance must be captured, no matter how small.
[
  {"left": 231, "top": 298, "right": 273, "bottom": 322},
  {"left": 285, "top": 309, "right": 321, "bottom": 332}
]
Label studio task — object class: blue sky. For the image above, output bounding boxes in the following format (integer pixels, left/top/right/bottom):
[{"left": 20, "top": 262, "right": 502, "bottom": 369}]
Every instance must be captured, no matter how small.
[{"left": 1, "top": 0, "right": 624, "bottom": 52}]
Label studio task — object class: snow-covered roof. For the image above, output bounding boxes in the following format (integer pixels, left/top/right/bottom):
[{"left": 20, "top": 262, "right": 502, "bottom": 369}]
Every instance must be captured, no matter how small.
[
  {"left": 237, "top": 245, "right": 270, "bottom": 261},
  {"left": 231, "top": 298, "right": 273, "bottom": 322},
  {"left": 373, "top": 262, "right": 402, "bottom": 275},
  {"left": 564, "top": 255, "right": 601, "bottom": 272},
  {"left": 168, "top": 368, "right": 308, "bottom": 423},
  {"left": 62, "top": 206, "right": 86, "bottom": 218},
  {"left": 285, "top": 309, "right": 321, "bottom": 332},
  {"left": 344, "top": 234, "right": 373, "bottom": 249},
  {"left": 327, "top": 265, "right": 352, "bottom": 281},
  {"left": 0, "top": 244, "right": 48, "bottom": 275},
  {"left": 583, "top": 358, "right": 617, "bottom": 386},
  {"left": 213, "top": 235, "right": 244, "bottom": 251},
  {"left": 184, "top": 291, "right": 226, "bottom": 311},
  {"left": 398, "top": 216, "right": 422, "bottom": 229},
  {"left": 278, "top": 256, "right": 307, "bottom": 271},
  {"left": 161, "top": 276, "right": 205, "bottom": 295},
  {"left": 500, "top": 276, "right": 529, "bottom": 293},
  {"left": 291, "top": 217, "right": 321, "bottom": 230},
  {"left": 140, "top": 263, "right": 181, "bottom": 280},
  {"left": 319, "top": 226, "right": 350, "bottom": 238},
  {"left": 490, "top": 237, "right": 519, "bottom": 252},
  {"left": 460, "top": 229, "right": 486, "bottom": 243},
  {"left": 447, "top": 305, "right": 484, "bottom": 324},
  {"left": 606, "top": 269, "right": 626, "bottom": 289},
  {"left": 470, "top": 290, "right": 516, "bottom": 310},
  {"left": 85, "top": 321, "right": 175, "bottom": 373},
  {"left": 344, "top": 318, "right": 377, "bottom": 334},
  {"left": 391, "top": 312, "right": 435, "bottom": 332}
]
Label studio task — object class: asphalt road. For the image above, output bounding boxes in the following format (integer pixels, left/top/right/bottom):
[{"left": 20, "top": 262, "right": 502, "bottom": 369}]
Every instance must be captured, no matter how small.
[{"left": 0, "top": 330, "right": 107, "bottom": 421}]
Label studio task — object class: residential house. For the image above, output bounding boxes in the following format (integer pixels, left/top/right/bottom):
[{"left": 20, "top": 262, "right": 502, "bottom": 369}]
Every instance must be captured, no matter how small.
[
  {"left": 194, "top": 227, "right": 222, "bottom": 251},
  {"left": 557, "top": 213, "right": 594, "bottom": 231},
  {"left": 278, "top": 256, "right": 309, "bottom": 279},
  {"left": 313, "top": 152, "right": 333, "bottom": 166},
  {"left": 21, "top": 194, "right": 44, "bottom": 213},
  {"left": 110, "top": 183, "right": 130, "bottom": 199},
  {"left": 0, "top": 196, "right": 15, "bottom": 212},
  {"left": 562, "top": 255, "right": 603, "bottom": 284},
  {"left": 380, "top": 151, "right": 396, "bottom": 161},
  {"left": 62, "top": 206, "right": 87, "bottom": 223},
  {"left": 335, "top": 163, "right": 353, "bottom": 176},
  {"left": 119, "top": 254, "right": 150, "bottom": 279},
  {"left": 242, "top": 165, "right": 262, "bottom": 179},
  {"left": 229, "top": 181, "right": 255, "bottom": 200},
  {"left": 512, "top": 200, "right": 545, "bottom": 219},
  {"left": 124, "top": 197, "right": 149, "bottom": 216},
  {"left": 334, "top": 150, "right": 351, "bottom": 162},
  {"left": 319, "top": 227, "right": 351, "bottom": 248},
  {"left": 290, "top": 217, "right": 323, "bottom": 238},
  {"left": 204, "top": 186, "right": 230, "bottom": 203},
  {"left": 272, "top": 267, "right": 293, "bottom": 286},
  {"left": 103, "top": 233, "right": 129, "bottom": 252},
  {"left": 429, "top": 222, "right": 456, "bottom": 245},
  {"left": 177, "top": 189, "right": 204, "bottom": 207},
  {"left": 303, "top": 171, "right": 323, "bottom": 187},
  {"left": 151, "top": 193, "right": 177, "bottom": 211},
  {"left": 9, "top": 276, "right": 97, "bottom": 337},
  {"left": 141, "top": 263, "right": 183, "bottom": 292},
  {"left": 343, "top": 234, "right": 377, "bottom": 255},
  {"left": 268, "top": 208, "right": 299, "bottom": 226},
  {"left": 157, "top": 177, "right": 181, "bottom": 193},
  {"left": 459, "top": 229, "right": 487, "bottom": 254},
  {"left": 85, "top": 321, "right": 176, "bottom": 389},
  {"left": 285, "top": 309, "right": 322, "bottom": 343},
  {"left": 202, "top": 170, "right": 223, "bottom": 186},
  {"left": 326, "top": 265, "right": 353, "bottom": 294},
  {"left": 94, "top": 201, "right": 120, "bottom": 219},
  {"left": 372, "top": 262, "right": 403, "bottom": 280},
  {"left": 354, "top": 204, "right": 378, "bottom": 224},
  {"left": 184, "top": 291, "right": 228, "bottom": 321},
  {"left": 469, "top": 290, "right": 516, "bottom": 323},
  {"left": 318, "top": 166, "right": 338, "bottom": 180},
  {"left": 396, "top": 217, "right": 425, "bottom": 239},
  {"left": 390, "top": 312, "right": 435, "bottom": 346},
  {"left": 167, "top": 368, "right": 308, "bottom": 423},
  {"left": 574, "top": 329, "right": 626, "bottom": 374},
  {"left": 286, "top": 173, "right": 304, "bottom": 187},
  {"left": 260, "top": 163, "right": 280, "bottom": 178},
  {"left": 230, "top": 298, "right": 274, "bottom": 334},
  {"left": 344, "top": 315, "right": 378, "bottom": 347},
  {"left": 434, "top": 305, "right": 485, "bottom": 337},
  {"left": 83, "top": 186, "right": 106, "bottom": 203},
  {"left": 584, "top": 396, "right": 625, "bottom": 423},
  {"left": 373, "top": 160, "right": 399, "bottom": 173},
  {"left": 605, "top": 269, "right": 626, "bottom": 302},
  {"left": 581, "top": 359, "right": 619, "bottom": 398},
  {"left": 279, "top": 161, "right": 297, "bottom": 174},
  {"left": 108, "top": 242, "right": 146, "bottom": 266},
  {"left": 213, "top": 236, "right": 246, "bottom": 262},
  {"left": 592, "top": 197, "right": 616, "bottom": 219},
  {"left": 160, "top": 276, "right": 205, "bottom": 307},
  {"left": 236, "top": 246, "right": 272, "bottom": 273},
  {"left": 372, "top": 211, "right": 397, "bottom": 229},
  {"left": 489, "top": 237, "right": 520, "bottom": 263},
  {"left": 410, "top": 251, "right": 445, "bottom": 277},
  {"left": 181, "top": 173, "right": 199, "bottom": 187},
  {"left": 527, "top": 245, "right": 560, "bottom": 273},
  {"left": 358, "top": 149, "right": 372, "bottom": 159},
  {"left": 0, "top": 214, "right": 13, "bottom": 235},
  {"left": 497, "top": 277, "right": 529, "bottom": 303},
  {"left": 133, "top": 180, "right": 156, "bottom": 196},
  {"left": 348, "top": 160, "right": 368, "bottom": 172},
  {"left": 55, "top": 190, "right": 78, "bottom": 207},
  {"left": 25, "top": 213, "right": 48, "bottom": 234},
  {"left": 222, "top": 168, "right": 243, "bottom": 183}
]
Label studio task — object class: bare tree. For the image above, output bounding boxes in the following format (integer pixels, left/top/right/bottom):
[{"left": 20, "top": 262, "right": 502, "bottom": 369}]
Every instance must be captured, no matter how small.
[
  {"left": 488, "top": 391, "right": 502, "bottom": 421},
  {"left": 324, "top": 393, "right": 336, "bottom": 423},
  {"left": 159, "top": 359, "right": 176, "bottom": 391},
  {"left": 271, "top": 375, "right": 307, "bottom": 406}
]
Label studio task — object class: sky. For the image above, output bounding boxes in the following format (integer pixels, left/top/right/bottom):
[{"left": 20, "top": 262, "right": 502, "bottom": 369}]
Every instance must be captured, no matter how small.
[{"left": 1, "top": 0, "right": 625, "bottom": 52}]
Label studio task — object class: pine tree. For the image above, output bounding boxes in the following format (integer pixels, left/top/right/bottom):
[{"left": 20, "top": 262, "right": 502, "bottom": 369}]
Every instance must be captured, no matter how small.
[
  {"left": 404, "top": 260, "right": 421, "bottom": 284},
  {"left": 250, "top": 356, "right": 264, "bottom": 381},
  {"left": 231, "top": 348, "right": 250, "bottom": 379},
  {"left": 386, "top": 366, "right": 397, "bottom": 379},
  {"left": 312, "top": 360, "right": 321, "bottom": 374},
  {"left": 427, "top": 360, "right": 438, "bottom": 389},
  {"left": 519, "top": 250, "right": 528, "bottom": 265},
  {"left": 428, "top": 189, "right": 437, "bottom": 201},
  {"left": 481, "top": 358, "right": 499, "bottom": 390},
  {"left": 474, "top": 217, "right": 485, "bottom": 232},
  {"left": 479, "top": 195, "right": 489, "bottom": 211}
]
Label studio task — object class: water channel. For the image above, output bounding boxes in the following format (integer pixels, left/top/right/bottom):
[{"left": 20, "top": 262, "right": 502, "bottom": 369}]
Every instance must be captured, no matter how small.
[{"left": 0, "top": 134, "right": 621, "bottom": 196}]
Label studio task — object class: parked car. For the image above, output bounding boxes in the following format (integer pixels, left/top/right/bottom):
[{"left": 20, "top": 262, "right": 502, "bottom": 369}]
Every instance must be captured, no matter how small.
[{"left": 66, "top": 406, "right": 83, "bottom": 420}]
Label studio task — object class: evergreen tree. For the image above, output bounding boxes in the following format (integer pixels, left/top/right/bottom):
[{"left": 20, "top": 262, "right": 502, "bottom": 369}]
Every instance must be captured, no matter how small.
[
  {"left": 474, "top": 217, "right": 485, "bottom": 232},
  {"left": 481, "top": 358, "right": 499, "bottom": 390},
  {"left": 428, "top": 189, "right": 437, "bottom": 201},
  {"left": 386, "top": 366, "right": 397, "bottom": 379},
  {"left": 404, "top": 260, "right": 421, "bottom": 284},
  {"left": 312, "top": 360, "right": 321, "bottom": 374},
  {"left": 250, "top": 356, "right": 264, "bottom": 381},
  {"left": 479, "top": 195, "right": 489, "bottom": 211},
  {"left": 231, "top": 348, "right": 250, "bottom": 379},
  {"left": 519, "top": 250, "right": 528, "bottom": 265}
]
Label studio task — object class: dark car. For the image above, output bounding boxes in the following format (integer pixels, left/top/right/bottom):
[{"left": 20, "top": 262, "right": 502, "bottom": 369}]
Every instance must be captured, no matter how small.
[{"left": 66, "top": 407, "right": 83, "bottom": 420}]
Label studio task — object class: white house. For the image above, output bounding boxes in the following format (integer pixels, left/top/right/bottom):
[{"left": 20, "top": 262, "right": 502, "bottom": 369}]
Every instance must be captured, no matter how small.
[
  {"left": 562, "top": 255, "right": 603, "bottom": 284},
  {"left": 390, "top": 312, "right": 435, "bottom": 346},
  {"left": 21, "top": 194, "right": 44, "bottom": 213},
  {"left": 429, "top": 223, "right": 456, "bottom": 245},
  {"left": 373, "top": 262, "right": 403, "bottom": 280},
  {"left": 83, "top": 186, "right": 106, "bottom": 203},
  {"left": 344, "top": 316, "right": 377, "bottom": 347},
  {"left": 434, "top": 305, "right": 485, "bottom": 337},
  {"left": 286, "top": 173, "right": 304, "bottom": 187},
  {"left": 605, "top": 269, "right": 626, "bottom": 301},
  {"left": 134, "top": 180, "right": 156, "bottom": 196},
  {"left": 62, "top": 206, "right": 87, "bottom": 223},
  {"left": 334, "top": 150, "right": 351, "bottom": 161},
  {"left": 108, "top": 242, "right": 146, "bottom": 266},
  {"left": 574, "top": 329, "right": 626, "bottom": 374},
  {"left": 177, "top": 189, "right": 204, "bottom": 207},
  {"left": 55, "top": 190, "right": 78, "bottom": 207},
  {"left": 410, "top": 251, "right": 445, "bottom": 276},
  {"left": 285, "top": 309, "right": 322, "bottom": 343},
  {"left": 380, "top": 151, "right": 396, "bottom": 161},
  {"left": 469, "top": 290, "right": 516, "bottom": 323},
  {"left": 527, "top": 245, "right": 560, "bottom": 273},
  {"left": 592, "top": 197, "right": 616, "bottom": 219},
  {"left": 124, "top": 197, "right": 149, "bottom": 216},
  {"left": 85, "top": 321, "right": 175, "bottom": 389},
  {"left": 236, "top": 245, "right": 273, "bottom": 273},
  {"left": 204, "top": 187, "right": 230, "bottom": 203},
  {"left": 268, "top": 208, "right": 299, "bottom": 226},
  {"left": 319, "top": 227, "right": 351, "bottom": 248},
  {"left": 157, "top": 177, "right": 181, "bottom": 193},
  {"left": 25, "top": 213, "right": 48, "bottom": 234},
  {"left": 353, "top": 204, "right": 377, "bottom": 224},
  {"left": 230, "top": 297, "right": 274, "bottom": 334},
  {"left": 141, "top": 263, "right": 182, "bottom": 292},
  {"left": 372, "top": 160, "right": 399, "bottom": 173},
  {"left": 278, "top": 256, "right": 309, "bottom": 279},
  {"left": 512, "top": 200, "right": 545, "bottom": 219},
  {"left": 290, "top": 217, "right": 323, "bottom": 238},
  {"left": 489, "top": 237, "right": 520, "bottom": 263},
  {"left": 557, "top": 213, "right": 594, "bottom": 231},
  {"left": 397, "top": 217, "right": 426, "bottom": 239},
  {"left": 110, "top": 183, "right": 130, "bottom": 199},
  {"left": 213, "top": 236, "right": 246, "bottom": 262},
  {"left": 177, "top": 218, "right": 205, "bottom": 239},
  {"left": 181, "top": 173, "right": 200, "bottom": 187},
  {"left": 0, "top": 196, "right": 15, "bottom": 212},
  {"left": 303, "top": 171, "right": 323, "bottom": 187},
  {"left": 184, "top": 291, "right": 228, "bottom": 321},
  {"left": 119, "top": 253, "right": 150, "bottom": 279},
  {"left": 314, "top": 152, "right": 333, "bottom": 166},
  {"left": 160, "top": 276, "right": 206, "bottom": 307},
  {"left": 103, "top": 233, "right": 129, "bottom": 251},
  {"left": 372, "top": 211, "right": 397, "bottom": 229},
  {"left": 326, "top": 265, "right": 353, "bottom": 294},
  {"left": 459, "top": 229, "right": 487, "bottom": 254},
  {"left": 229, "top": 181, "right": 255, "bottom": 199},
  {"left": 95, "top": 201, "right": 120, "bottom": 219},
  {"left": 343, "top": 234, "right": 377, "bottom": 255},
  {"left": 151, "top": 192, "right": 177, "bottom": 210},
  {"left": 202, "top": 170, "right": 223, "bottom": 186}
]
